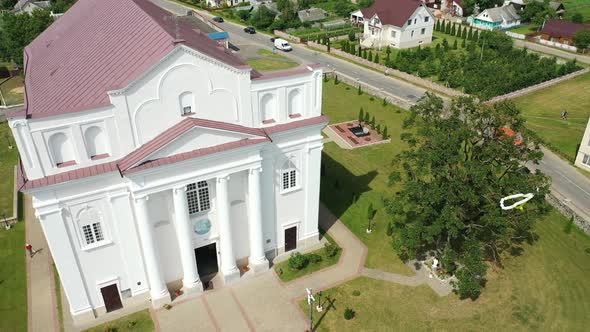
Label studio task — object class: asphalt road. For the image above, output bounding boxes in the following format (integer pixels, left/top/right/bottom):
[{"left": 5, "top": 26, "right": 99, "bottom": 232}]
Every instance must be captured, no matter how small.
[
  {"left": 152, "top": 0, "right": 590, "bottom": 221},
  {"left": 150, "top": 0, "right": 428, "bottom": 105}
]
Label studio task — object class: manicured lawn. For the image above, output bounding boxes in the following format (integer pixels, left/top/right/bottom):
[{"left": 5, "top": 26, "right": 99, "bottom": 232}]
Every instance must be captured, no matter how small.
[
  {"left": 513, "top": 72, "right": 590, "bottom": 162},
  {"left": 508, "top": 24, "right": 540, "bottom": 35},
  {"left": 0, "top": 221, "right": 27, "bottom": 332},
  {"left": 246, "top": 48, "right": 299, "bottom": 72},
  {"left": 273, "top": 231, "right": 342, "bottom": 282},
  {"left": 0, "top": 76, "right": 25, "bottom": 106},
  {"left": 83, "top": 309, "right": 154, "bottom": 332},
  {"left": 301, "top": 210, "right": 590, "bottom": 331},
  {"left": 0, "top": 122, "right": 18, "bottom": 218},
  {"left": 320, "top": 79, "right": 414, "bottom": 276}
]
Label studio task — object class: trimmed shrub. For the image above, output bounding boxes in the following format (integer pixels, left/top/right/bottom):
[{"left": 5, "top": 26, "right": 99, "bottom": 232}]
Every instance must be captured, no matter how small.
[
  {"left": 364, "top": 111, "right": 370, "bottom": 123},
  {"left": 352, "top": 290, "right": 361, "bottom": 296},
  {"left": 382, "top": 125, "right": 388, "bottom": 139},
  {"left": 288, "top": 252, "right": 309, "bottom": 270},
  {"left": 344, "top": 308, "right": 355, "bottom": 320},
  {"left": 386, "top": 222, "right": 393, "bottom": 236},
  {"left": 308, "top": 253, "right": 322, "bottom": 264},
  {"left": 564, "top": 216, "right": 574, "bottom": 234},
  {"left": 323, "top": 243, "right": 339, "bottom": 258},
  {"left": 358, "top": 84, "right": 362, "bottom": 95}
]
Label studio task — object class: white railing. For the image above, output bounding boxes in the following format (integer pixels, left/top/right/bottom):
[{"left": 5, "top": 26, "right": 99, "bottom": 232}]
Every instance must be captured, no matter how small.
[
  {"left": 506, "top": 31, "right": 525, "bottom": 40},
  {"left": 538, "top": 38, "right": 577, "bottom": 52}
]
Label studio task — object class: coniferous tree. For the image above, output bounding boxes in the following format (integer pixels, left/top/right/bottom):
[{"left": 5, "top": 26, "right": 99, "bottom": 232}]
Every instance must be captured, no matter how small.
[
  {"left": 370, "top": 115, "right": 376, "bottom": 127},
  {"left": 453, "top": 39, "right": 458, "bottom": 49},
  {"left": 358, "top": 84, "right": 363, "bottom": 95},
  {"left": 451, "top": 23, "right": 456, "bottom": 36},
  {"left": 374, "top": 53, "right": 380, "bottom": 64},
  {"left": 462, "top": 26, "right": 467, "bottom": 39},
  {"left": 445, "top": 21, "right": 451, "bottom": 34},
  {"left": 368, "top": 50, "right": 373, "bottom": 62},
  {"left": 441, "top": 20, "right": 446, "bottom": 34},
  {"left": 364, "top": 110, "right": 370, "bottom": 123},
  {"left": 468, "top": 27, "right": 473, "bottom": 40},
  {"left": 386, "top": 45, "right": 392, "bottom": 62},
  {"left": 473, "top": 30, "right": 479, "bottom": 41},
  {"left": 358, "top": 107, "right": 364, "bottom": 124},
  {"left": 382, "top": 125, "right": 388, "bottom": 139},
  {"left": 436, "top": 20, "right": 441, "bottom": 32},
  {"left": 461, "top": 38, "right": 466, "bottom": 48},
  {"left": 363, "top": 48, "right": 367, "bottom": 59}
]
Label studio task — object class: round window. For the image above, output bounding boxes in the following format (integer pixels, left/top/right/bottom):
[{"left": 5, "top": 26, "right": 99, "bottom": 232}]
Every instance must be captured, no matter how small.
[{"left": 194, "top": 219, "right": 212, "bottom": 235}]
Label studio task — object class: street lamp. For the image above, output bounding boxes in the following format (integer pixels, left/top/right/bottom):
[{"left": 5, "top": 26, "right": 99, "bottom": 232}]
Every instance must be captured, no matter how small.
[
  {"left": 316, "top": 291, "right": 323, "bottom": 312},
  {"left": 306, "top": 288, "right": 315, "bottom": 331}
]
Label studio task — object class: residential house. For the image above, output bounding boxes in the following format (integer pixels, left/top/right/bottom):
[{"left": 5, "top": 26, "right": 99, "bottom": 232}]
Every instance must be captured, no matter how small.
[
  {"left": 11, "top": 0, "right": 50, "bottom": 14},
  {"left": 358, "top": 0, "right": 436, "bottom": 49},
  {"left": 424, "top": 0, "right": 465, "bottom": 17},
  {"left": 9, "top": 0, "right": 326, "bottom": 325},
  {"left": 540, "top": 19, "right": 590, "bottom": 46},
  {"left": 470, "top": 4, "right": 521, "bottom": 30},
  {"left": 575, "top": 118, "right": 590, "bottom": 172}
]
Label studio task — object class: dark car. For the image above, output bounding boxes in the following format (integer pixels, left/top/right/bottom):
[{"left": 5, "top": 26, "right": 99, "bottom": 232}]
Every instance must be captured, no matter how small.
[
  {"left": 244, "top": 27, "right": 256, "bottom": 34},
  {"left": 212, "top": 17, "right": 224, "bottom": 23}
]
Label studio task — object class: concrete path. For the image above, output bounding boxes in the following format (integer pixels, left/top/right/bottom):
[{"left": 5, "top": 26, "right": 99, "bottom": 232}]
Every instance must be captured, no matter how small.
[{"left": 25, "top": 195, "right": 60, "bottom": 332}]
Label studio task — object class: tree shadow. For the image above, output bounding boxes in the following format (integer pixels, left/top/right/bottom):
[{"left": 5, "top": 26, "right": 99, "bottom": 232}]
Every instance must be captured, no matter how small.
[{"left": 319, "top": 153, "right": 378, "bottom": 229}]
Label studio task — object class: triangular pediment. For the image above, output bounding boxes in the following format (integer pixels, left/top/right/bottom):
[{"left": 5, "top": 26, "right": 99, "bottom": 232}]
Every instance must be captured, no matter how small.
[{"left": 119, "top": 118, "right": 267, "bottom": 171}]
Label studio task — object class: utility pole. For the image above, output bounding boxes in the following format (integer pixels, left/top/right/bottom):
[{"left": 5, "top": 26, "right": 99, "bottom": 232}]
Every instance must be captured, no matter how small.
[{"left": 306, "top": 288, "right": 315, "bottom": 331}]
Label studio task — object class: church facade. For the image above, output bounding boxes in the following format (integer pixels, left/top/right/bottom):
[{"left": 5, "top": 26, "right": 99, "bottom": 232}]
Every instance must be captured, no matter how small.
[{"left": 9, "top": 0, "right": 326, "bottom": 324}]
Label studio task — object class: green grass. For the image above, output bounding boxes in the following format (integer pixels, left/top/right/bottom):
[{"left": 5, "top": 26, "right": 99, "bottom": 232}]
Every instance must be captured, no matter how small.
[
  {"left": 273, "top": 231, "right": 342, "bottom": 282},
  {"left": 301, "top": 210, "right": 590, "bottom": 331},
  {"left": 513, "top": 72, "right": 590, "bottom": 162},
  {"left": 320, "top": 79, "right": 414, "bottom": 276},
  {"left": 563, "top": 0, "right": 590, "bottom": 22},
  {"left": 0, "top": 122, "right": 18, "bottom": 218},
  {"left": 246, "top": 58, "right": 298, "bottom": 71},
  {"left": 83, "top": 309, "right": 154, "bottom": 332},
  {"left": 0, "top": 76, "right": 24, "bottom": 106},
  {"left": 508, "top": 24, "right": 540, "bottom": 35},
  {"left": 257, "top": 48, "right": 287, "bottom": 59},
  {"left": 0, "top": 221, "right": 27, "bottom": 332}
]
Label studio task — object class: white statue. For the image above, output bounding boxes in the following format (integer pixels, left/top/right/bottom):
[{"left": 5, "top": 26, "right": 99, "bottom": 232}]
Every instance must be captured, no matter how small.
[
  {"left": 432, "top": 258, "right": 439, "bottom": 273},
  {"left": 363, "top": 127, "right": 369, "bottom": 134}
]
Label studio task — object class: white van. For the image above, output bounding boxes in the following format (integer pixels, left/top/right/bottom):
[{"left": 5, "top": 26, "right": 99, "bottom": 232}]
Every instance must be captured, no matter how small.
[{"left": 273, "top": 38, "right": 292, "bottom": 51}]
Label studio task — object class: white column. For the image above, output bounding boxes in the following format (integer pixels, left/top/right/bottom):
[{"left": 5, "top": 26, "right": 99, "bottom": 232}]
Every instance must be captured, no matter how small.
[
  {"left": 172, "top": 186, "right": 203, "bottom": 293},
  {"left": 216, "top": 175, "right": 240, "bottom": 283},
  {"left": 248, "top": 167, "right": 269, "bottom": 272},
  {"left": 134, "top": 196, "right": 170, "bottom": 306}
]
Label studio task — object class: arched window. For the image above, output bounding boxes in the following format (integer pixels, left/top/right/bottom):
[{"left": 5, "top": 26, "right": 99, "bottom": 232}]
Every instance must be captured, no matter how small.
[
  {"left": 48, "top": 132, "right": 75, "bottom": 167},
  {"left": 179, "top": 92, "right": 194, "bottom": 116},
  {"left": 260, "top": 94, "right": 276, "bottom": 123},
  {"left": 281, "top": 159, "right": 298, "bottom": 192},
  {"left": 77, "top": 207, "right": 107, "bottom": 247},
  {"left": 84, "top": 126, "right": 109, "bottom": 160},
  {"left": 287, "top": 89, "right": 302, "bottom": 118}
]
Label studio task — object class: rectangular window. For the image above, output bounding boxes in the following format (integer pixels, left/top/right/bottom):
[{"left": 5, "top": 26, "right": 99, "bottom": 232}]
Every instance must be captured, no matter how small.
[
  {"left": 414, "top": 18, "right": 417, "bottom": 24},
  {"left": 583, "top": 154, "right": 590, "bottom": 166},
  {"left": 424, "top": 17, "right": 429, "bottom": 23},
  {"left": 282, "top": 169, "right": 297, "bottom": 191},
  {"left": 83, "top": 224, "right": 95, "bottom": 244},
  {"left": 391, "top": 30, "right": 396, "bottom": 38},
  {"left": 93, "top": 223, "right": 104, "bottom": 242},
  {"left": 407, "top": 19, "right": 411, "bottom": 26},
  {"left": 411, "top": 30, "right": 414, "bottom": 37},
  {"left": 187, "top": 181, "right": 211, "bottom": 215},
  {"left": 421, "top": 28, "right": 426, "bottom": 35}
]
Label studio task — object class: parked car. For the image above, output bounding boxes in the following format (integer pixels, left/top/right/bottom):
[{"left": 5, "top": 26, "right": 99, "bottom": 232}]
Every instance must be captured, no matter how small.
[
  {"left": 273, "top": 38, "right": 292, "bottom": 52},
  {"left": 244, "top": 27, "right": 256, "bottom": 34},
  {"left": 212, "top": 17, "right": 224, "bottom": 23}
]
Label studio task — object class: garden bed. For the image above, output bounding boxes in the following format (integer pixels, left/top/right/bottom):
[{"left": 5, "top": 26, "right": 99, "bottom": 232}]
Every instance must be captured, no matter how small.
[{"left": 328, "top": 120, "right": 390, "bottom": 149}]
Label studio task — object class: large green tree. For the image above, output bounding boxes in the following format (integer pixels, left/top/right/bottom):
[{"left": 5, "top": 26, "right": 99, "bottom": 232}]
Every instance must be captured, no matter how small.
[
  {"left": 0, "top": 0, "right": 18, "bottom": 10},
  {"left": 0, "top": 9, "right": 53, "bottom": 66},
  {"left": 248, "top": 5, "right": 276, "bottom": 29},
  {"left": 573, "top": 29, "right": 590, "bottom": 51},
  {"left": 386, "top": 95, "right": 550, "bottom": 299},
  {"left": 520, "top": 0, "right": 555, "bottom": 25}
]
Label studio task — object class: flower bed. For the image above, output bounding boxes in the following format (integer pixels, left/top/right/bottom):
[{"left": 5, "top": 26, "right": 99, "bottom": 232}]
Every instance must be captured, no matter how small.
[{"left": 328, "top": 120, "right": 390, "bottom": 148}]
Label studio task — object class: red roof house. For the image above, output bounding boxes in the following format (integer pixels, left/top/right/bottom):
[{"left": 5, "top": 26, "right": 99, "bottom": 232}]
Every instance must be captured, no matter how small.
[{"left": 540, "top": 20, "right": 590, "bottom": 46}]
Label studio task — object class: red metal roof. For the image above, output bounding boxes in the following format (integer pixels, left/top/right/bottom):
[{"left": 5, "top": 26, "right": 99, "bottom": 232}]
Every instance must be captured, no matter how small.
[
  {"left": 22, "top": 0, "right": 248, "bottom": 119},
  {"left": 361, "top": 0, "right": 423, "bottom": 27},
  {"left": 541, "top": 20, "right": 590, "bottom": 39},
  {"left": 18, "top": 115, "right": 329, "bottom": 190},
  {"left": 118, "top": 117, "right": 268, "bottom": 171}
]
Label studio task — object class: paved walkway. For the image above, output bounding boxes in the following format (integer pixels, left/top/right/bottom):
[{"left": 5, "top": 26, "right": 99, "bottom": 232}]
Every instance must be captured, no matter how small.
[{"left": 25, "top": 195, "right": 60, "bottom": 332}]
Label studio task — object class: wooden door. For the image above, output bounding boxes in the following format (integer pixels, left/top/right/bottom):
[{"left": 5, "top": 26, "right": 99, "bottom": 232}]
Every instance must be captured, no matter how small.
[
  {"left": 101, "top": 284, "right": 123, "bottom": 313},
  {"left": 284, "top": 226, "right": 297, "bottom": 252}
]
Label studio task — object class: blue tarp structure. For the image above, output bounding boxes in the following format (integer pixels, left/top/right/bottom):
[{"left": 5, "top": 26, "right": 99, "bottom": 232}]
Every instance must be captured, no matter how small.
[{"left": 208, "top": 31, "right": 229, "bottom": 40}]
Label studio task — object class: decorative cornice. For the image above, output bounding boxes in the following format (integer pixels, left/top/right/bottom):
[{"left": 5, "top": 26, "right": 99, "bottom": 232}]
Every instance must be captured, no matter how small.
[{"left": 216, "top": 174, "right": 231, "bottom": 183}]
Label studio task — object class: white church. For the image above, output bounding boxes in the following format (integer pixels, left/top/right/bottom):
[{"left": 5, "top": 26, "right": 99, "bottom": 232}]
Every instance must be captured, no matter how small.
[{"left": 9, "top": 0, "right": 326, "bottom": 324}]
